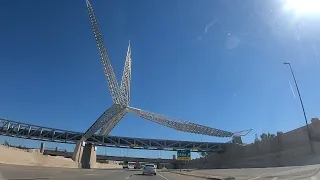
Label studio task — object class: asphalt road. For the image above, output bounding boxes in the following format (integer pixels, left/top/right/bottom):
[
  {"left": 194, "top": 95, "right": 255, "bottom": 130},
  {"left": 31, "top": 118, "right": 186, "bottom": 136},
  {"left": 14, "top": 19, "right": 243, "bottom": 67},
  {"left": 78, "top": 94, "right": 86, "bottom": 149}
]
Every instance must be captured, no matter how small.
[
  {"left": 2, "top": 164, "right": 320, "bottom": 180},
  {"left": 175, "top": 164, "right": 320, "bottom": 180},
  {"left": 0, "top": 164, "right": 203, "bottom": 180}
]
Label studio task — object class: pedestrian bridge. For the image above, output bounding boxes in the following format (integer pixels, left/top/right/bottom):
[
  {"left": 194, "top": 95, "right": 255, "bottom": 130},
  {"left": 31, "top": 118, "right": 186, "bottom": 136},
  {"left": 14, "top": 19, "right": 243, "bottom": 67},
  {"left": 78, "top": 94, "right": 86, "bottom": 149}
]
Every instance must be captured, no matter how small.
[{"left": 0, "top": 118, "right": 227, "bottom": 152}]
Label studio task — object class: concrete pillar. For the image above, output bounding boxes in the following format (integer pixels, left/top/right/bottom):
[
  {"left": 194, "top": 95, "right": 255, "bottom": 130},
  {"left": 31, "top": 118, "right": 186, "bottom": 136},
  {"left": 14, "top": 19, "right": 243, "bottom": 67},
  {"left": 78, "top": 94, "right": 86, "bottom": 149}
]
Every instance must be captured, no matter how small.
[
  {"left": 72, "top": 141, "right": 84, "bottom": 164},
  {"left": 72, "top": 141, "right": 97, "bottom": 169},
  {"left": 40, "top": 142, "right": 45, "bottom": 154},
  {"left": 81, "top": 143, "right": 97, "bottom": 169}
]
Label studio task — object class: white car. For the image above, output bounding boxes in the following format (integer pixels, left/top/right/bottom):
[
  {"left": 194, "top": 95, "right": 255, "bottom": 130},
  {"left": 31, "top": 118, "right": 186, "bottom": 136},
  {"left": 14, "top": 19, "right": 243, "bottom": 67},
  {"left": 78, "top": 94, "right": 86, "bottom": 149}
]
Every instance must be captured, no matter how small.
[{"left": 142, "top": 164, "right": 156, "bottom": 175}]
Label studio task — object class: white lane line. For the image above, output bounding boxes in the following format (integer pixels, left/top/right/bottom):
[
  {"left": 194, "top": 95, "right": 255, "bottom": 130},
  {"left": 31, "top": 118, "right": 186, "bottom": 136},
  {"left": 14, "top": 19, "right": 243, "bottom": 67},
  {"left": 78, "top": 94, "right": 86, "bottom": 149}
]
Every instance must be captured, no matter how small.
[
  {"left": 158, "top": 173, "right": 170, "bottom": 180},
  {"left": 0, "top": 172, "right": 6, "bottom": 180},
  {"left": 311, "top": 176, "right": 318, "bottom": 180},
  {"left": 125, "top": 176, "right": 130, "bottom": 179},
  {"left": 271, "top": 177, "right": 278, "bottom": 180},
  {"left": 85, "top": 174, "right": 97, "bottom": 176},
  {"left": 247, "top": 176, "right": 261, "bottom": 180}
]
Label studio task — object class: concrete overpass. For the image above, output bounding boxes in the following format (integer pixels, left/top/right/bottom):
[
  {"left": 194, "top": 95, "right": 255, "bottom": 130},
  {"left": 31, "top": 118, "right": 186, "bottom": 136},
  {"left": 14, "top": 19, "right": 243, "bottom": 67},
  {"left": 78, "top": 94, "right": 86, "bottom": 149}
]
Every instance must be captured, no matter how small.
[{"left": 43, "top": 149, "right": 179, "bottom": 164}]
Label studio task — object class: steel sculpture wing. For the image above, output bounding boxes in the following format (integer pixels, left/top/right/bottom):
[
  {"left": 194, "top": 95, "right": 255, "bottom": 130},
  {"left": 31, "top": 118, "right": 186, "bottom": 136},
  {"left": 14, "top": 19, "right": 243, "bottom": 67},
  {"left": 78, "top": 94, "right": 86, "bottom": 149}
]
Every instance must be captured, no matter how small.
[{"left": 126, "top": 107, "right": 234, "bottom": 138}]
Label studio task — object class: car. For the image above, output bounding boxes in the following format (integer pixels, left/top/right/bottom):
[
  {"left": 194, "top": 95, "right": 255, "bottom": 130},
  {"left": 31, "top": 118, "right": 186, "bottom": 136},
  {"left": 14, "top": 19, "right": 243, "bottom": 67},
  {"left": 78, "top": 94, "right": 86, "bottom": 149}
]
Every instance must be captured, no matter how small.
[
  {"left": 142, "top": 164, "right": 156, "bottom": 175},
  {"left": 128, "top": 162, "right": 135, "bottom": 169},
  {"left": 122, "top": 164, "right": 129, "bottom": 169}
]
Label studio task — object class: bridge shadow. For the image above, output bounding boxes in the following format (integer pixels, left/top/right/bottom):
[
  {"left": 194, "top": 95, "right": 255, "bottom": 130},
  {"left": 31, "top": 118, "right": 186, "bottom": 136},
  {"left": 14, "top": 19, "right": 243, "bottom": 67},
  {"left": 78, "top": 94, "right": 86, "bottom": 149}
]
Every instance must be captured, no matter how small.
[
  {"left": 134, "top": 173, "right": 155, "bottom": 176},
  {"left": 93, "top": 168, "right": 124, "bottom": 171},
  {"left": 94, "top": 168, "right": 141, "bottom": 172}
]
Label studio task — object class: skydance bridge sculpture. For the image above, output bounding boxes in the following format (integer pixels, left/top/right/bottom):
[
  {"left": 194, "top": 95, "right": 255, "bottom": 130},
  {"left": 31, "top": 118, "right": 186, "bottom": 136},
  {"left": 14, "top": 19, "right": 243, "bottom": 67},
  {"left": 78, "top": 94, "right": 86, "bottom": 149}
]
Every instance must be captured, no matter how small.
[
  {"left": 0, "top": 0, "right": 251, "bottom": 168},
  {"left": 81, "top": 0, "right": 249, "bottom": 144}
]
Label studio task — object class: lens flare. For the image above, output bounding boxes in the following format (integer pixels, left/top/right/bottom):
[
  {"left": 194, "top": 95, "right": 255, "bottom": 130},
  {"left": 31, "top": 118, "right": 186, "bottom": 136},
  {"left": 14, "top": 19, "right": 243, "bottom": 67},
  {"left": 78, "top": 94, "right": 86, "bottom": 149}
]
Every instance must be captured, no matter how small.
[{"left": 284, "top": 0, "right": 320, "bottom": 14}]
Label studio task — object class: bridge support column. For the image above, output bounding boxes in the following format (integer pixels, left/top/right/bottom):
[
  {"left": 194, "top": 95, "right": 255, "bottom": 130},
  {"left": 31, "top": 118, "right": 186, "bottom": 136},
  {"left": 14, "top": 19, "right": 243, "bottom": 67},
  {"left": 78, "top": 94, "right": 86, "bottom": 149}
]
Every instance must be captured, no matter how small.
[
  {"left": 40, "top": 142, "right": 45, "bottom": 154},
  {"left": 72, "top": 141, "right": 85, "bottom": 166},
  {"left": 72, "top": 141, "right": 97, "bottom": 169}
]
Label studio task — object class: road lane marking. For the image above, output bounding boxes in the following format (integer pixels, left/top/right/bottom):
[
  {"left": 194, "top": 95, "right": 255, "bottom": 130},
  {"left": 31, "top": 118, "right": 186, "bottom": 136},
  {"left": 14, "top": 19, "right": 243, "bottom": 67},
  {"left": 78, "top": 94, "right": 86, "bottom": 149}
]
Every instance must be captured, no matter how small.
[
  {"left": 85, "top": 173, "right": 97, "bottom": 176},
  {"left": 158, "top": 173, "right": 169, "bottom": 180},
  {"left": 0, "top": 172, "right": 5, "bottom": 180},
  {"left": 271, "top": 177, "right": 278, "bottom": 180},
  {"left": 125, "top": 174, "right": 134, "bottom": 179},
  {"left": 247, "top": 176, "right": 261, "bottom": 180},
  {"left": 311, "top": 176, "right": 318, "bottom": 180}
]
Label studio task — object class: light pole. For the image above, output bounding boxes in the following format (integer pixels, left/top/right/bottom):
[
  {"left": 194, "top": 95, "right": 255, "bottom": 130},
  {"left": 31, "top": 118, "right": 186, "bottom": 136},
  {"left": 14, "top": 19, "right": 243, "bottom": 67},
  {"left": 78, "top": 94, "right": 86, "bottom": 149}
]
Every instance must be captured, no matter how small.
[{"left": 283, "top": 62, "right": 312, "bottom": 141}]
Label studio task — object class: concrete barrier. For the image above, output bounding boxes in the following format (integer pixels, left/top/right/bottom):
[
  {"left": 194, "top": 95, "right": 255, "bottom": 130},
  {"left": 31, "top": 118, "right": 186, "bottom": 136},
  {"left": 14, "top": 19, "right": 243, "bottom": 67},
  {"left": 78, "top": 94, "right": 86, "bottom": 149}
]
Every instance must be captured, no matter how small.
[{"left": 186, "top": 118, "right": 320, "bottom": 169}]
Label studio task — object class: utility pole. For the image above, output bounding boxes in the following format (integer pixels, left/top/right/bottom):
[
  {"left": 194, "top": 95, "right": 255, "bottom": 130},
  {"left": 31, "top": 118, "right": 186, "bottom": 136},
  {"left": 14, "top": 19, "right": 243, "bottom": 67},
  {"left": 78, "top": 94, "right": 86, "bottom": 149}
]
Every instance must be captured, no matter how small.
[{"left": 283, "top": 62, "right": 312, "bottom": 141}]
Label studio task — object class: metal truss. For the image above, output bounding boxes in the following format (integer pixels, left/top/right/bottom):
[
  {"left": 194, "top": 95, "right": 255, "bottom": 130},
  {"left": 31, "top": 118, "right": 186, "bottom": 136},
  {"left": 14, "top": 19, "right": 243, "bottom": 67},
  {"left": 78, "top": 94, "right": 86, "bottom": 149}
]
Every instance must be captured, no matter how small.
[
  {"left": 99, "top": 112, "right": 127, "bottom": 136},
  {"left": 0, "top": 118, "right": 226, "bottom": 152},
  {"left": 127, "top": 107, "right": 234, "bottom": 138},
  {"left": 86, "top": 0, "right": 122, "bottom": 105},
  {"left": 86, "top": 0, "right": 130, "bottom": 137},
  {"left": 99, "top": 43, "right": 131, "bottom": 136},
  {"left": 120, "top": 42, "right": 132, "bottom": 107},
  {"left": 81, "top": 104, "right": 127, "bottom": 141}
]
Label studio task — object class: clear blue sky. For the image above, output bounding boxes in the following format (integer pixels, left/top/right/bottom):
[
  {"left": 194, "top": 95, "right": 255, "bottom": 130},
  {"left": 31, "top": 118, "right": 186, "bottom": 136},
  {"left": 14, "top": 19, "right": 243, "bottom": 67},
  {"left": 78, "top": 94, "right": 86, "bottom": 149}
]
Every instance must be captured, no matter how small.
[{"left": 0, "top": 0, "right": 320, "bottom": 158}]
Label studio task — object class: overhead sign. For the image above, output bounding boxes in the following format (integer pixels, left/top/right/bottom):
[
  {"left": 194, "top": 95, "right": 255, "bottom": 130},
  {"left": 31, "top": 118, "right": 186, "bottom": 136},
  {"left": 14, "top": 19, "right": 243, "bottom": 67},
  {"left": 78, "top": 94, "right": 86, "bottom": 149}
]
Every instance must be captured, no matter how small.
[{"left": 177, "top": 149, "right": 191, "bottom": 160}]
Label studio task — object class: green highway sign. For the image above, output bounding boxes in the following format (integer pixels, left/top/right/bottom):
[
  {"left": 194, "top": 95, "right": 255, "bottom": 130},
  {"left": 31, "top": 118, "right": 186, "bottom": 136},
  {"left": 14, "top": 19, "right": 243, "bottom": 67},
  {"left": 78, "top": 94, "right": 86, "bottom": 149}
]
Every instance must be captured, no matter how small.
[{"left": 177, "top": 149, "right": 191, "bottom": 160}]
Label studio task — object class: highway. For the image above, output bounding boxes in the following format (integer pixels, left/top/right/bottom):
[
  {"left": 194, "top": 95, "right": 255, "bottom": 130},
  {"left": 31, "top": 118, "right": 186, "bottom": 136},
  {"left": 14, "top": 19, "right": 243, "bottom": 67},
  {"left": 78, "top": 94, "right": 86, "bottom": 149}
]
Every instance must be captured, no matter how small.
[
  {"left": 0, "top": 164, "right": 201, "bottom": 180},
  {"left": 2, "top": 163, "right": 320, "bottom": 180}
]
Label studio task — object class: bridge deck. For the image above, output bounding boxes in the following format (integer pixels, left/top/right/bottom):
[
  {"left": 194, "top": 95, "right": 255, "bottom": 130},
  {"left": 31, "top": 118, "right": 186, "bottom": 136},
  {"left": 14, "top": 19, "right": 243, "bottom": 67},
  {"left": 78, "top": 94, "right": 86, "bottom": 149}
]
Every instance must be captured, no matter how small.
[{"left": 0, "top": 118, "right": 227, "bottom": 152}]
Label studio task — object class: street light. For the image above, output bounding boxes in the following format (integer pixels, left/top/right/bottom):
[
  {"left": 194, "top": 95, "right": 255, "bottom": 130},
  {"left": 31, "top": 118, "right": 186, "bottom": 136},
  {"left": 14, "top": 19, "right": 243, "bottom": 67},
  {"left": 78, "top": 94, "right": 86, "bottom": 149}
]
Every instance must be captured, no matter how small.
[{"left": 283, "top": 62, "right": 312, "bottom": 141}]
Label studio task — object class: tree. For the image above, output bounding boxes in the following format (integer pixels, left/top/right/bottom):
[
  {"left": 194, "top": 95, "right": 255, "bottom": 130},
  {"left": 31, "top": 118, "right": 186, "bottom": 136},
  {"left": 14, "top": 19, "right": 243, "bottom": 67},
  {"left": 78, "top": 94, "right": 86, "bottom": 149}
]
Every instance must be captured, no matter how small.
[{"left": 260, "top": 133, "right": 276, "bottom": 141}]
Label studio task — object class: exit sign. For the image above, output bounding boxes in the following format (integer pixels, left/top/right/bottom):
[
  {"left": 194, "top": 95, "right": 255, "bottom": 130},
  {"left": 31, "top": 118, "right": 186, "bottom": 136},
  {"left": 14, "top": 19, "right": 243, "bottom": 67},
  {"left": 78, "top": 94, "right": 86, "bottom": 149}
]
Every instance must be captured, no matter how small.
[{"left": 177, "top": 149, "right": 191, "bottom": 160}]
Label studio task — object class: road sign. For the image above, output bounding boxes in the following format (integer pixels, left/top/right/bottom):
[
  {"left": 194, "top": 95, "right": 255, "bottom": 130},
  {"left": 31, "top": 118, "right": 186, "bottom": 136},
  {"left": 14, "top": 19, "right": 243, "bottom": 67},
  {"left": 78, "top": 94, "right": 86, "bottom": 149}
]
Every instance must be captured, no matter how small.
[{"left": 177, "top": 149, "right": 191, "bottom": 160}]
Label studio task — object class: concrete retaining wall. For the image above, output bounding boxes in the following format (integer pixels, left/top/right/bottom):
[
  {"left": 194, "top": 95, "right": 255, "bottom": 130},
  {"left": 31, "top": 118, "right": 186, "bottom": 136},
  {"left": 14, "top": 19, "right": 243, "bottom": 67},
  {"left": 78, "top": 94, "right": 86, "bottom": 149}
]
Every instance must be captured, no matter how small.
[
  {"left": 0, "top": 145, "right": 122, "bottom": 169},
  {"left": 186, "top": 118, "right": 320, "bottom": 169},
  {"left": 0, "top": 145, "right": 78, "bottom": 168}
]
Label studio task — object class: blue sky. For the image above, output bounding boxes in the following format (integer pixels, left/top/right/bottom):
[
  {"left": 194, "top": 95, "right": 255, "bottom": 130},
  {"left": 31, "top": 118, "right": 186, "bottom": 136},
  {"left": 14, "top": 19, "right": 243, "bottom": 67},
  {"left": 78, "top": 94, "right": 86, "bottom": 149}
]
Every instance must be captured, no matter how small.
[{"left": 0, "top": 0, "right": 320, "bottom": 159}]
